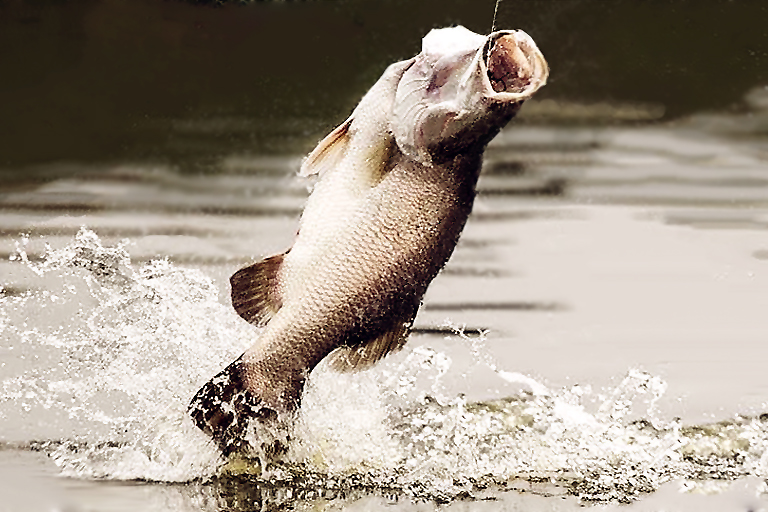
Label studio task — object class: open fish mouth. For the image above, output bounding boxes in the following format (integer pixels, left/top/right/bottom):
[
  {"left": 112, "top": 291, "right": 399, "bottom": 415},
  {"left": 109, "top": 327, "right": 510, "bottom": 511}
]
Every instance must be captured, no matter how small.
[{"left": 483, "top": 30, "right": 549, "bottom": 97}]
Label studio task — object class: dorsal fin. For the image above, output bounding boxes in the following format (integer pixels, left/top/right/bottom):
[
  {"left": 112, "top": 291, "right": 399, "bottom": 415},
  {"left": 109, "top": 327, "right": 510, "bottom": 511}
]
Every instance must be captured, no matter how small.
[
  {"left": 230, "top": 252, "right": 286, "bottom": 326},
  {"left": 299, "top": 117, "right": 353, "bottom": 177},
  {"left": 325, "top": 308, "right": 417, "bottom": 373}
]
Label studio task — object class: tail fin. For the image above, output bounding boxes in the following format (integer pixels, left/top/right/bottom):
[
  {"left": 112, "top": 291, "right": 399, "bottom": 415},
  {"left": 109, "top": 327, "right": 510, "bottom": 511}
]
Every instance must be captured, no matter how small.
[{"left": 188, "top": 357, "right": 285, "bottom": 459}]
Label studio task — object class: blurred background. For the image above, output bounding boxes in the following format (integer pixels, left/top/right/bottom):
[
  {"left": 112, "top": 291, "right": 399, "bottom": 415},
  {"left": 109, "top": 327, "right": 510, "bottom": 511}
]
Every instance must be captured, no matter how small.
[{"left": 1, "top": 0, "right": 767, "bottom": 183}]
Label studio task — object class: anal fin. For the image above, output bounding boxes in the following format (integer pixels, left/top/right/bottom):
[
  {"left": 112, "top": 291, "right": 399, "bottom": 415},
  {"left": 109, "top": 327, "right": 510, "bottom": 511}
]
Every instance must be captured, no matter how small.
[
  {"left": 231, "top": 252, "right": 286, "bottom": 326},
  {"left": 326, "top": 311, "right": 416, "bottom": 373}
]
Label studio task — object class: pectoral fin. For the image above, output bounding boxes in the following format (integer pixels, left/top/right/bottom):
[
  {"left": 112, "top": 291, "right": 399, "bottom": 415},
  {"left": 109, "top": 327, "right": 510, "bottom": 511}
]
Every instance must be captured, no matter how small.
[
  {"left": 230, "top": 252, "right": 286, "bottom": 326},
  {"left": 299, "top": 117, "right": 352, "bottom": 177}
]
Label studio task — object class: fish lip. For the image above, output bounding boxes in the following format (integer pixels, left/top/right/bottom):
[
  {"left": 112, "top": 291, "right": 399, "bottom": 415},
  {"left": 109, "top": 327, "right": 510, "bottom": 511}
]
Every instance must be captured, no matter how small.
[{"left": 475, "top": 29, "right": 549, "bottom": 101}]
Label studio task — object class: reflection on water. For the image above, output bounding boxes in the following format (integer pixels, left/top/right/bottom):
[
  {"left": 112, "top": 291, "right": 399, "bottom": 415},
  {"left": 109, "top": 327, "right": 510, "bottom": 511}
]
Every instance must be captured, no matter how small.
[{"left": 1, "top": 88, "right": 766, "bottom": 223}]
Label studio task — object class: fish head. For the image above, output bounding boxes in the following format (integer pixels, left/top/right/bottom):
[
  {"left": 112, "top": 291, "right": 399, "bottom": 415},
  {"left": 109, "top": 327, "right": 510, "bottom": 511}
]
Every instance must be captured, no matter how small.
[{"left": 393, "top": 25, "right": 548, "bottom": 164}]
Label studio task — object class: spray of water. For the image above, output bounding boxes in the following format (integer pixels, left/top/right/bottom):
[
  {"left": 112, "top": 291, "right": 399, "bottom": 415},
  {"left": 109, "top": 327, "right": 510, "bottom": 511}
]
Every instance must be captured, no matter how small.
[
  {"left": 1, "top": 228, "right": 250, "bottom": 480},
  {"left": 2, "top": 229, "right": 767, "bottom": 504}
]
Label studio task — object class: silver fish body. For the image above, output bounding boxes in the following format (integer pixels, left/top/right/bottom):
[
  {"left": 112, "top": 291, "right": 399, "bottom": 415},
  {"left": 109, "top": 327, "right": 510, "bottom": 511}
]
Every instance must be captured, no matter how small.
[{"left": 189, "top": 26, "right": 548, "bottom": 457}]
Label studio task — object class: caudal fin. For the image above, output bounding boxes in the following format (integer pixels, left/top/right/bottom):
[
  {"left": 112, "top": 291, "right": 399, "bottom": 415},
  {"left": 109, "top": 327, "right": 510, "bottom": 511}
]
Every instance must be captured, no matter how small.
[{"left": 188, "top": 357, "right": 285, "bottom": 458}]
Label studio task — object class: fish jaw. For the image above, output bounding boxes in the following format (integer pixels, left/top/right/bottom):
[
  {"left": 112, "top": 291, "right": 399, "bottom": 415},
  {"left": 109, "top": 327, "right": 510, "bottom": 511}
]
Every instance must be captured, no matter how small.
[
  {"left": 485, "top": 31, "right": 548, "bottom": 95},
  {"left": 392, "top": 26, "right": 548, "bottom": 164}
]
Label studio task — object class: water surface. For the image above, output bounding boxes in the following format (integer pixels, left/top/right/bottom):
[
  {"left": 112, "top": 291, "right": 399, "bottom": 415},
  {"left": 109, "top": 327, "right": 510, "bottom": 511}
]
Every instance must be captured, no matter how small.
[
  {"left": 1, "top": 2, "right": 768, "bottom": 510},
  {"left": 2, "top": 93, "right": 768, "bottom": 509}
]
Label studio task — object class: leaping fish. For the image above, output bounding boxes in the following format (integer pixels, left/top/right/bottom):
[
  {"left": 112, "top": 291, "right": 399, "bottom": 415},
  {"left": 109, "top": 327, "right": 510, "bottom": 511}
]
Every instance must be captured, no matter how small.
[{"left": 189, "top": 26, "right": 548, "bottom": 457}]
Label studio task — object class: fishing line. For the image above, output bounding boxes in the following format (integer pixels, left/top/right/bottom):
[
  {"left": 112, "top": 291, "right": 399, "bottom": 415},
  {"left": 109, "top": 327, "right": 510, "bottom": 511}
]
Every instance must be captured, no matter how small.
[{"left": 491, "top": 0, "right": 501, "bottom": 33}]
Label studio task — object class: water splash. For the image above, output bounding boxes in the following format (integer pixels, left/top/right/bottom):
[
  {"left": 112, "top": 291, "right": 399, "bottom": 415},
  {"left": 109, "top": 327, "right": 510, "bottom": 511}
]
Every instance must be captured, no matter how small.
[
  {"left": 2, "top": 229, "right": 767, "bottom": 505},
  {"left": 261, "top": 328, "right": 768, "bottom": 504},
  {"left": 1, "top": 228, "right": 252, "bottom": 480},
  {"left": 260, "top": 363, "right": 768, "bottom": 504}
]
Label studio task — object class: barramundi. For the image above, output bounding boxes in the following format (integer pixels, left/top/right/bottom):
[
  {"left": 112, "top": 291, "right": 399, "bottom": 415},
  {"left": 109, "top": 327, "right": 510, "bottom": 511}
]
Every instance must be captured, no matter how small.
[{"left": 189, "top": 25, "right": 548, "bottom": 457}]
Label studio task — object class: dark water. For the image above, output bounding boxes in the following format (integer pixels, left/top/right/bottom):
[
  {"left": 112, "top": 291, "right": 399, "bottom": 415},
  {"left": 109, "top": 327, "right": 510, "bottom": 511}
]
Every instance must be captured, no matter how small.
[{"left": 1, "top": 0, "right": 767, "bottom": 175}]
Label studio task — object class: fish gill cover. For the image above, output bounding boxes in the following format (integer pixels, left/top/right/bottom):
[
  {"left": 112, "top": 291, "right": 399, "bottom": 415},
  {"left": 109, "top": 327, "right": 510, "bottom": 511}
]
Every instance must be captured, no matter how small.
[{"left": 1, "top": 229, "right": 768, "bottom": 503}]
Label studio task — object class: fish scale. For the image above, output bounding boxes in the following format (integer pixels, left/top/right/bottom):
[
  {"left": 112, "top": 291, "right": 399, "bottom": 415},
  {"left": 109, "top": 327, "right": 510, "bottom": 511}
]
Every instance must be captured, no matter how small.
[{"left": 188, "top": 25, "right": 548, "bottom": 458}]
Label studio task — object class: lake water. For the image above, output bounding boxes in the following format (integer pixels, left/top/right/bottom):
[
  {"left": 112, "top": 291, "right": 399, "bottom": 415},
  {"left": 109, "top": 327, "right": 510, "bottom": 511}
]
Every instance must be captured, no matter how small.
[{"left": 2, "top": 83, "right": 768, "bottom": 511}]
